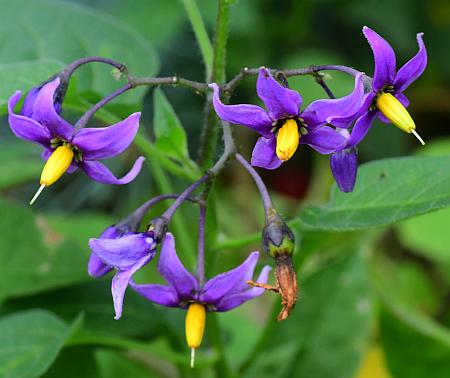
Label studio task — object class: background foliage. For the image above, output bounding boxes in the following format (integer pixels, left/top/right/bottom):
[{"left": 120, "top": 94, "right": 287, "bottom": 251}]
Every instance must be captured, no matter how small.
[{"left": 0, "top": 0, "right": 449, "bottom": 377}]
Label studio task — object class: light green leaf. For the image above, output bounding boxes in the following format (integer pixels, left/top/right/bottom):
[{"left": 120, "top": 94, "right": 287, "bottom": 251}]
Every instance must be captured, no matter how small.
[
  {"left": 0, "top": 0, "right": 159, "bottom": 104},
  {"left": 95, "top": 350, "right": 156, "bottom": 378},
  {"left": 299, "top": 156, "right": 450, "bottom": 231},
  {"left": 245, "top": 246, "right": 373, "bottom": 378},
  {"left": 0, "top": 310, "right": 79, "bottom": 378}
]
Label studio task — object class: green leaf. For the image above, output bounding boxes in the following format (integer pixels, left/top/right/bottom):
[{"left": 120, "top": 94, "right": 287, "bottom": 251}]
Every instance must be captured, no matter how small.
[
  {"left": 299, "top": 156, "right": 450, "bottom": 231},
  {"left": 0, "top": 0, "right": 159, "bottom": 104},
  {"left": 0, "top": 198, "right": 94, "bottom": 301},
  {"left": 95, "top": 350, "right": 155, "bottom": 378},
  {"left": 381, "top": 307, "right": 450, "bottom": 378},
  {"left": 0, "top": 310, "right": 79, "bottom": 378},
  {"left": 245, "top": 246, "right": 373, "bottom": 378},
  {"left": 0, "top": 60, "right": 64, "bottom": 108},
  {"left": 42, "top": 347, "right": 98, "bottom": 378},
  {"left": 0, "top": 141, "right": 43, "bottom": 188},
  {"left": 153, "top": 88, "right": 190, "bottom": 161}
]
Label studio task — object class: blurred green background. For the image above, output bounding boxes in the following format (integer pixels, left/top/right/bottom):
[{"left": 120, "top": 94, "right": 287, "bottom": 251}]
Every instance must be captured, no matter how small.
[{"left": 0, "top": 0, "right": 450, "bottom": 377}]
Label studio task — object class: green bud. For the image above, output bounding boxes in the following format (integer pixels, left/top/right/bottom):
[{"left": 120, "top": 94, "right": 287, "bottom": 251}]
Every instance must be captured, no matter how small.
[{"left": 262, "top": 208, "right": 295, "bottom": 258}]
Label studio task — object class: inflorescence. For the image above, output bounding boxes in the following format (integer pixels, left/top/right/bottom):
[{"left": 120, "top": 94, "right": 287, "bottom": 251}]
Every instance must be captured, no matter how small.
[{"left": 6, "top": 26, "right": 427, "bottom": 367}]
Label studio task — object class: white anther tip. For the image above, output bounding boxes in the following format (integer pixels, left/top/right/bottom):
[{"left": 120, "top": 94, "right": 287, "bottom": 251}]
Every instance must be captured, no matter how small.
[
  {"left": 29, "top": 184, "right": 45, "bottom": 206},
  {"left": 411, "top": 129, "right": 425, "bottom": 146}
]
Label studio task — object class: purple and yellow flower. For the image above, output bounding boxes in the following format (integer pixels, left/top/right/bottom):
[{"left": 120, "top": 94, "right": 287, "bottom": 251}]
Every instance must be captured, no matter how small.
[
  {"left": 210, "top": 67, "right": 364, "bottom": 170},
  {"left": 130, "top": 232, "right": 271, "bottom": 367},
  {"left": 349, "top": 26, "right": 427, "bottom": 148},
  {"left": 8, "top": 78, "right": 145, "bottom": 205},
  {"left": 88, "top": 231, "right": 157, "bottom": 320}
]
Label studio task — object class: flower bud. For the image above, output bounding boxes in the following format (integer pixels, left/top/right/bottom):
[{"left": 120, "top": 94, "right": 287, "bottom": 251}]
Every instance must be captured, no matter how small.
[{"left": 262, "top": 208, "right": 295, "bottom": 258}]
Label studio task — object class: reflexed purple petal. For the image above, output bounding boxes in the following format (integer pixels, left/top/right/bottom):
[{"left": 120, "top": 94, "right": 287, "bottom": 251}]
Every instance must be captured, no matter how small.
[
  {"left": 89, "top": 232, "right": 156, "bottom": 270},
  {"left": 157, "top": 233, "right": 198, "bottom": 299},
  {"left": 112, "top": 254, "right": 153, "bottom": 320},
  {"left": 363, "top": 26, "right": 396, "bottom": 91},
  {"left": 201, "top": 252, "right": 260, "bottom": 304},
  {"left": 300, "top": 126, "right": 347, "bottom": 154},
  {"left": 330, "top": 148, "right": 358, "bottom": 193},
  {"left": 394, "top": 33, "right": 427, "bottom": 92},
  {"left": 8, "top": 91, "right": 51, "bottom": 146},
  {"left": 82, "top": 156, "right": 145, "bottom": 185},
  {"left": 256, "top": 67, "right": 301, "bottom": 120},
  {"left": 303, "top": 73, "right": 365, "bottom": 128},
  {"left": 251, "top": 136, "right": 283, "bottom": 170},
  {"left": 87, "top": 253, "right": 112, "bottom": 278},
  {"left": 347, "top": 111, "right": 377, "bottom": 148},
  {"left": 21, "top": 87, "right": 40, "bottom": 117},
  {"left": 31, "top": 78, "right": 73, "bottom": 140},
  {"left": 72, "top": 113, "right": 141, "bottom": 160},
  {"left": 209, "top": 83, "right": 273, "bottom": 138},
  {"left": 130, "top": 282, "right": 180, "bottom": 307},
  {"left": 215, "top": 265, "right": 272, "bottom": 312}
]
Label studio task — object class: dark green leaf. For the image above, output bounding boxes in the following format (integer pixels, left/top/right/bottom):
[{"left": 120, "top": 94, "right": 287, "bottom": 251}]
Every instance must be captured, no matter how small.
[
  {"left": 0, "top": 0, "right": 159, "bottom": 104},
  {"left": 0, "top": 310, "right": 79, "bottom": 378},
  {"left": 95, "top": 349, "right": 158, "bottom": 378},
  {"left": 299, "top": 156, "right": 450, "bottom": 231}
]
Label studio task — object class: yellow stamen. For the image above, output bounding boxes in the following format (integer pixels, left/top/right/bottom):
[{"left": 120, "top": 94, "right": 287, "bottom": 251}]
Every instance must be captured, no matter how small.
[
  {"left": 276, "top": 118, "right": 299, "bottom": 161},
  {"left": 30, "top": 145, "right": 74, "bottom": 205},
  {"left": 376, "top": 92, "right": 425, "bottom": 145},
  {"left": 185, "top": 303, "right": 206, "bottom": 368}
]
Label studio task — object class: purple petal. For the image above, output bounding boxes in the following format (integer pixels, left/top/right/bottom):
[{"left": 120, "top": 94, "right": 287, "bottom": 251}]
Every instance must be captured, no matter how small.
[
  {"left": 89, "top": 233, "right": 156, "bottom": 270},
  {"left": 157, "top": 233, "right": 198, "bottom": 299},
  {"left": 112, "top": 254, "right": 153, "bottom": 320},
  {"left": 300, "top": 126, "right": 347, "bottom": 154},
  {"left": 251, "top": 136, "right": 283, "bottom": 170},
  {"left": 88, "top": 253, "right": 112, "bottom": 278},
  {"left": 8, "top": 91, "right": 51, "bottom": 146},
  {"left": 363, "top": 26, "right": 396, "bottom": 91},
  {"left": 21, "top": 87, "right": 40, "bottom": 117},
  {"left": 347, "top": 111, "right": 377, "bottom": 148},
  {"left": 31, "top": 78, "right": 73, "bottom": 140},
  {"left": 209, "top": 83, "right": 273, "bottom": 138},
  {"left": 201, "top": 252, "right": 260, "bottom": 305},
  {"left": 82, "top": 156, "right": 145, "bottom": 185},
  {"left": 256, "top": 67, "right": 302, "bottom": 120},
  {"left": 396, "top": 93, "right": 410, "bottom": 108},
  {"left": 302, "top": 73, "right": 365, "bottom": 128},
  {"left": 72, "top": 113, "right": 141, "bottom": 160},
  {"left": 330, "top": 148, "right": 358, "bottom": 193},
  {"left": 215, "top": 265, "right": 272, "bottom": 312},
  {"left": 394, "top": 33, "right": 427, "bottom": 92},
  {"left": 129, "top": 282, "right": 180, "bottom": 307}
]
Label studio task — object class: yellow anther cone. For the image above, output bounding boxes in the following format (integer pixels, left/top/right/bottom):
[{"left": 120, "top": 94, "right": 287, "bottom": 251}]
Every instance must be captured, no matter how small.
[
  {"left": 185, "top": 303, "right": 206, "bottom": 368},
  {"left": 376, "top": 93, "right": 425, "bottom": 145},
  {"left": 30, "top": 145, "right": 74, "bottom": 205},
  {"left": 276, "top": 119, "right": 299, "bottom": 161}
]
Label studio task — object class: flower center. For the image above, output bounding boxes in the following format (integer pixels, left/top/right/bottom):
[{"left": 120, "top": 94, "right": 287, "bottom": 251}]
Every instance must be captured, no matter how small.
[
  {"left": 275, "top": 119, "right": 300, "bottom": 162},
  {"left": 29, "top": 144, "right": 75, "bottom": 205},
  {"left": 185, "top": 303, "right": 206, "bottom": 368}
]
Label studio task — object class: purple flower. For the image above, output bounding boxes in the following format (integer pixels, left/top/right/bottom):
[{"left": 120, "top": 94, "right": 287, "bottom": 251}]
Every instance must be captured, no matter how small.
[
  {"left": 348, "top": 26, "right": 427, "bottom": 148},
  {"left": 210, "top": 67, "right": 364, "bottom": 169},
  {"left": 89, "top": 231, "right": 157, "bottom": 320},
  {"left": 130, "top": 232, "right": 271, "bottom": 312},
  {"left": 8, "top": 77, "right": 145, "bottom": 204}
]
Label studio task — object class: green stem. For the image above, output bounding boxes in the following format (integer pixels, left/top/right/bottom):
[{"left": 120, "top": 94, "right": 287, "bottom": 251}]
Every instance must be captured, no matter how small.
[
  {"left": 198, "top": 0, "right": 231, "bottom": 169},
  {"left": 180, "top": 0, "right": 213, "bottom": 78}
]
